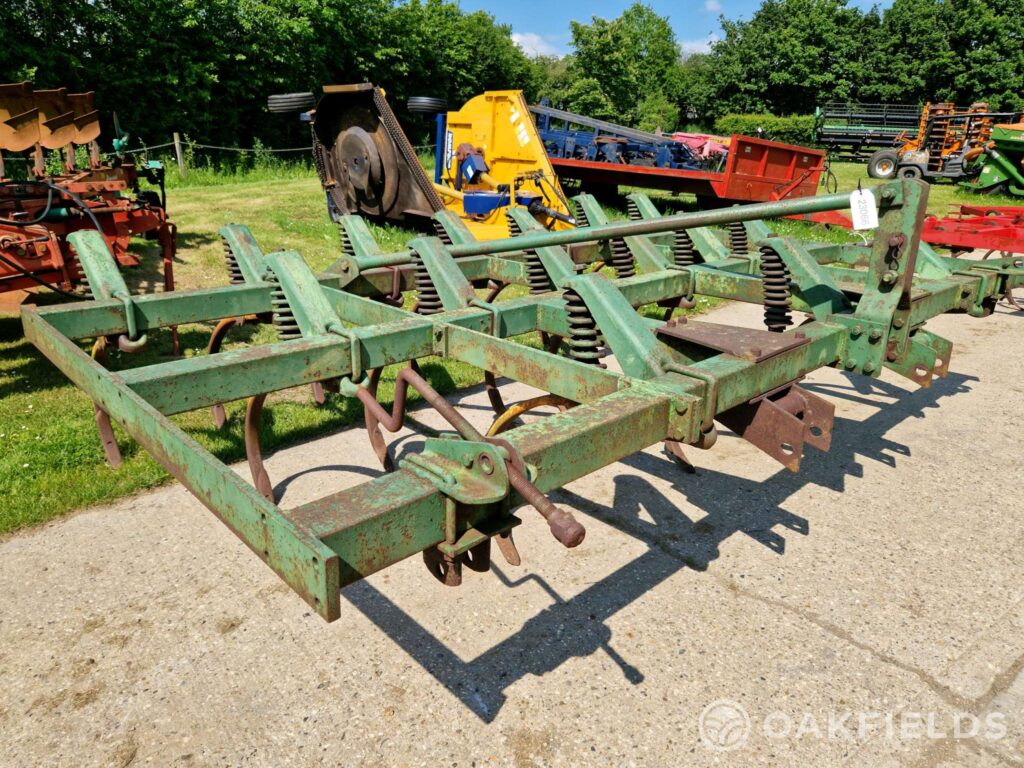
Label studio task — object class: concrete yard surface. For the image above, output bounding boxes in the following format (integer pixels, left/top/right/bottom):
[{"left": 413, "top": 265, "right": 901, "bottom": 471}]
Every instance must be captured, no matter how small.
[{"left": 1, "top": 300, "right": 1023, "bottom": 767}]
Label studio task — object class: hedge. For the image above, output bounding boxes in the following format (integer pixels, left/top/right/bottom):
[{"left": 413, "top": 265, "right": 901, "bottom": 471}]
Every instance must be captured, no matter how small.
[{"left": 712, "top": 114, "right": 818, "bottom": 146}]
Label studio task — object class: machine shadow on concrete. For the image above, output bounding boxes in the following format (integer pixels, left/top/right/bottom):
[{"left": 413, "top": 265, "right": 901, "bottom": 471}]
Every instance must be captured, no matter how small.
[{"left": 340, "top": 369, "right": 976, "bottom": 722}]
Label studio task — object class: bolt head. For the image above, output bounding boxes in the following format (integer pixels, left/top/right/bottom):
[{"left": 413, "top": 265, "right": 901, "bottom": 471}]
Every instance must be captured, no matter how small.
[{"left": 863, "top": 362, "right": 875, "bottom": 373}]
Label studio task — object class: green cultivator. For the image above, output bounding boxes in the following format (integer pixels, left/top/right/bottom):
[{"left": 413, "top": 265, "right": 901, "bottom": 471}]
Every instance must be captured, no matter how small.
[{"left": 22, "top": 180, "right": 1024, "bottom": 621}]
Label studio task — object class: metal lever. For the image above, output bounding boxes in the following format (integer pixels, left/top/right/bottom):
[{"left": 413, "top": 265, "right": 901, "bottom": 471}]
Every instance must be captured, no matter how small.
[{"left": 506, "top": 461, "right": 585, "bottom": 548}]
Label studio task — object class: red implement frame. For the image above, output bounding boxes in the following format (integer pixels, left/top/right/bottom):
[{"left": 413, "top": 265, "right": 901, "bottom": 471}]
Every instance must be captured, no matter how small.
[
  {"left": 0, "top": 166, "right": 175, "bottom": 296},
  {"left": 549, "top": 134, "right": 826, "bottom": 204},
  {"left": 804, "top": 205, "right": 1024, "bottom": 256}
]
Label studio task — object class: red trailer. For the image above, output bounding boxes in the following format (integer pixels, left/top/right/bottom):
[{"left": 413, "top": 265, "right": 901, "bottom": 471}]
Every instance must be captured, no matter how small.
[{"left": 548, "top": 134, "right": 827, "bottom": 206}]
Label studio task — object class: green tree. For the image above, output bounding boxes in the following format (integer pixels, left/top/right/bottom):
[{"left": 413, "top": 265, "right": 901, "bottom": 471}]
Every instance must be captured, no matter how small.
[
  {"left": 566, "top": 3, "right": 685, "bottom": 125},
  {"left": 556, "top": 77, "right": 618, "bottom": 121},
  {"left": 946, "top": 0, "right": 1024, "bottom": 110},
  {"left": 0, "top": 0, "right": 537, "bottom": 151},
  {"left": 636, "top": 91, "right": 679, "bottom": 133},
  {"left": 702, "top": 0, "right": 880, "bottom": 118},
  {"left": 861, "top": 0, "right": 956, "bottom": 103}
]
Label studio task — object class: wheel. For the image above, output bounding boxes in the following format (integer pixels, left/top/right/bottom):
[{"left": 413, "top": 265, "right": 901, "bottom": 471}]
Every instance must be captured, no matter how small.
[
  {"left": 899, "top": 165, "right": 923, "bottom": 179},
  {"left": 267, "top": 92, "right": 316, "bottom": 113},
  {"left": 407, "top": 96, "right": 448, "bottom": 114},
  {"left": 136, "top": 190, "right": 163, "bottom": 209},
  {"left": 981, "top": 181, "right": 1009, "bottom": 196},
  {"left": 867, "top": 150, "right": 899, "bottom": 180}
]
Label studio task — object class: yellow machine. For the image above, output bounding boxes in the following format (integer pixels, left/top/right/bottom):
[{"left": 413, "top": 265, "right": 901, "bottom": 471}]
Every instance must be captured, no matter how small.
[
  {"left": 309, "top": 84, "right": 575, "bottom": 239},
  {"left": 433, "top": 90, "right": 575, "bottom": 239}
]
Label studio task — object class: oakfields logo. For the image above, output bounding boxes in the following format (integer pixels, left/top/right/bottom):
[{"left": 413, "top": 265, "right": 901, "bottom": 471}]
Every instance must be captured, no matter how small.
[
  {"left": 699, "top": 700, "right": 751, "bottom": 751},
  {"left": 698, "top": 700, "right": 1007, "bottom": 752}
]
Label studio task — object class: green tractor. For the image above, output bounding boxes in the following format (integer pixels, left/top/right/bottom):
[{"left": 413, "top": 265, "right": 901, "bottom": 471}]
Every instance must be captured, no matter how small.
[{"left": 961, "top": 122, "right": 1024, "bottom": 197}]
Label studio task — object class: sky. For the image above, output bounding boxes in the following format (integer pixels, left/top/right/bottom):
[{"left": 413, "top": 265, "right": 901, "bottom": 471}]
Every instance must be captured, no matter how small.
[{"left": 458, "top": 0, "right": 894, "bottom": 58}]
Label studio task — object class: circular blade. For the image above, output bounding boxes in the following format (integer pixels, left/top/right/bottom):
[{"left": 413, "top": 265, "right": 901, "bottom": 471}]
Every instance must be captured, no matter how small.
[{"left": 330, "top": 118, "right": 399, "bottom": 218}]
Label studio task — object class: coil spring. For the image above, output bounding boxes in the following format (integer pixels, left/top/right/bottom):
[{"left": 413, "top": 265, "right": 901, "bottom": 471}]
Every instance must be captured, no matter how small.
[
  {"left": 626, "top": 198, "right": 641, "bottom": 221},
  {"left": 70, "top": 259, "right": 94, "bottom": 298},
  {"left": 432, "top": 220, "right": 453, "bottom": 245},
  {"left": 526, "top": 252, "right": 553, "bottom": 293},
  {"left": 672, "top": 229, "right": 700, "bottom": 267},
  {"left": 728, "top": 221, "right": 749, "bottom": 254},
  {"left": 564, "top": 288, "right": 602, "bottom": 364},
  {"left": 413, "top": 251, "right": 443, "bottom": 315},
  {"left": 759, "top": 245, "right": 793, "bottom": 332},
  {"left": 338, "top": 224, "right": 355, "bottom": 257},
  {"left": 223, "top": 237, "right": 244, "bottom": 284},
  {"left": 506, "top": 211, "right": 552, "bottom": 293},
  {"left": 572, "top": 201, "right": 590, "bottom": 229},
  {"left": 269, "top": 275, "right": 301, "bottom": 340},
  {"left": 609, "top": 237, "right": 635, "bottom": 279},
  {"left": 506, "top": 211, "right": 522, "bottom": 238}
]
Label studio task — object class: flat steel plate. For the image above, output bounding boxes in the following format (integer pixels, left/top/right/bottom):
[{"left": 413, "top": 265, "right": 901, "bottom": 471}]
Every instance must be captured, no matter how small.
[{"left": 655, "top": 318, "right": 810, "bottom": 362}]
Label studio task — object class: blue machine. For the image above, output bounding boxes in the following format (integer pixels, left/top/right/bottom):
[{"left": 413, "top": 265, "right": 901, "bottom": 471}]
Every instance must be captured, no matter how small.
[{"left": 530, "top": 99, "right": 704, "bottom": 171}]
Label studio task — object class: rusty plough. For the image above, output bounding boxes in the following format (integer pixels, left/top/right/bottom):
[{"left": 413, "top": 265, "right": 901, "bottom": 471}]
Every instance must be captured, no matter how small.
[{"left": 23, "top": 179, "right": 1024, "bottom": 620}]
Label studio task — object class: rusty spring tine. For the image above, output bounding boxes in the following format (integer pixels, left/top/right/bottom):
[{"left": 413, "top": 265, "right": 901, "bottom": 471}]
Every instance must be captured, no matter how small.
[
  {"left": 89, "top": 337, "right": 122, "bottom": 468},
  {"left": 245, "top": 393, "right": 274, "bottom": 501},
  {"left": 207, "top": 316, "right": 246, "bottom": 429}
]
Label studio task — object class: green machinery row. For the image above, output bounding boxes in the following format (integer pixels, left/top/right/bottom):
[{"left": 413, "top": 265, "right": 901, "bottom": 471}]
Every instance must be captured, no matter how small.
[{"left": 22, "top": 180, "right": 1023, "bottom": 621}]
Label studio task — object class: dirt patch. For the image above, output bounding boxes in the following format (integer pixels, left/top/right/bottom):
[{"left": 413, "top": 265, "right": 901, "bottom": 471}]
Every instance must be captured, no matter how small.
[{"left": 217, "top": 616, "right": 244, "bottom": 634}]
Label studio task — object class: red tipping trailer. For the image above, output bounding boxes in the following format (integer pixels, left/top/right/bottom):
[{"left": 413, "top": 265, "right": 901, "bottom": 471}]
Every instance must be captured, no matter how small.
[{"left": 547, "top": 134, "right": 827, "bottom": 205}]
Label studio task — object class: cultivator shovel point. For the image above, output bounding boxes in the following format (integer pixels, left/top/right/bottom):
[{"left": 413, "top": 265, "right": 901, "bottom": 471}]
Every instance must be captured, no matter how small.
[{"left": 22, "top": 179, "right": 1024, "bottom": 621}]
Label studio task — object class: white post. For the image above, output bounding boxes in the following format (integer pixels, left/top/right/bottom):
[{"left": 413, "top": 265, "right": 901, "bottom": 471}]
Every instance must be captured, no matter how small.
[{"left": 173, "top": 132, "right": 185, "bottom": 176}]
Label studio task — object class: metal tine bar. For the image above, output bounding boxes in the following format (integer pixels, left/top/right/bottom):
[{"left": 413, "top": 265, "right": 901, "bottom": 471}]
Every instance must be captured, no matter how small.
[{"left": 338, "top": 186, "right": 903, "bottom": 271}]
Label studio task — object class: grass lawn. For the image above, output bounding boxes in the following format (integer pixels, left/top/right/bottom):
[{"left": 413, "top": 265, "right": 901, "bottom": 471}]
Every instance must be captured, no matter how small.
[{"left": 0, "top": 161, "right": 1018, "bottom": 534}]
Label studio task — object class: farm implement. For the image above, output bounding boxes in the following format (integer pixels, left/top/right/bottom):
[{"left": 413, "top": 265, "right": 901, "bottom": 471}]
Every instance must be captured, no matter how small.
[
  {"left": 530, "top": 101, "right": 826, "bottom": 205},
  {"left": 0, "top": 81, "right": 175, "bottom": 305},
  {"left": 22, "top": 179, "right": 1024, "bottom": 621},
  {"left": 866, "top": 102, "right": 1022, "bottom": 184},
  {"left": 302, "top": 84, "right": 575, "bottom": 239},
  {"left": 805, "top": 204, "right": 1024, "bottom": 299},
  {"left": 815, "top": 102, "right": 922, "bottom": 159},
  {"left": 959, "top": 122, "right": 1024, "bottom": 198}
]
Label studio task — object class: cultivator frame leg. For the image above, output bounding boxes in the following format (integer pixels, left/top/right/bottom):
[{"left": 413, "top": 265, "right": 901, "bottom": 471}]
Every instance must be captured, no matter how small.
[{"left": 22, "top": 180, "right": 1024, "bottom": 621}]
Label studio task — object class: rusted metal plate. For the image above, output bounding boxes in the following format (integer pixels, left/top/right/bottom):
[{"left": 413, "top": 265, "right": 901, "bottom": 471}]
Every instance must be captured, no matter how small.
[
  {"left": 655, "top": 318, "right": 810, "bottom": 362},
  {"left": 717, "top": 385, "right": 834, "bottom": 471}
]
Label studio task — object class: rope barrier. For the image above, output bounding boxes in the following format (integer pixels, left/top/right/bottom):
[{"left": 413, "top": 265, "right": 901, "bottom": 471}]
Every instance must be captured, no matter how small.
[
  {"left": 189, "top": 143, "right": 312, "bottom": 153},
  {"left": 4, "top": 138, "right": 437, "bottom": 162}
]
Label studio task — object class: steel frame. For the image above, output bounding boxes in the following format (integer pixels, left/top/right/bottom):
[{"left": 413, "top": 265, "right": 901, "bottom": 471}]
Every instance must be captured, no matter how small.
[{"left": 22, "top": 180, "right": 1024, "bottom": 622}]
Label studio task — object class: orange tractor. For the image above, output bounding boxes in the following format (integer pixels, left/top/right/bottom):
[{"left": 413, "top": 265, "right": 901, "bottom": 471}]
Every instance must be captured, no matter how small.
[{"left": 867, "top": 102, "right": 1022, "bottom": 182}]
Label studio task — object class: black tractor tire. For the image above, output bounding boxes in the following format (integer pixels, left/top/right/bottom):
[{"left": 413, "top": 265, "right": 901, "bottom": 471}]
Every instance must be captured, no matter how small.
[
  {"left": 407, "top": 96, "right": 448, "bottom": 114},
  {"left": 136, "top": 190, "right": 163, "bottom": 209},
  {"left": 981, "top": 181, "right": 1009, "bottom": 196},
  {"left": 267, "top": 92, "right": 316, "bottom": 113},
  {"left": 867, "top": 150, "right": 899, "bottom": 180},
  {"left": 899, "top": 165, "right": 923, "bottom": 179}
]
